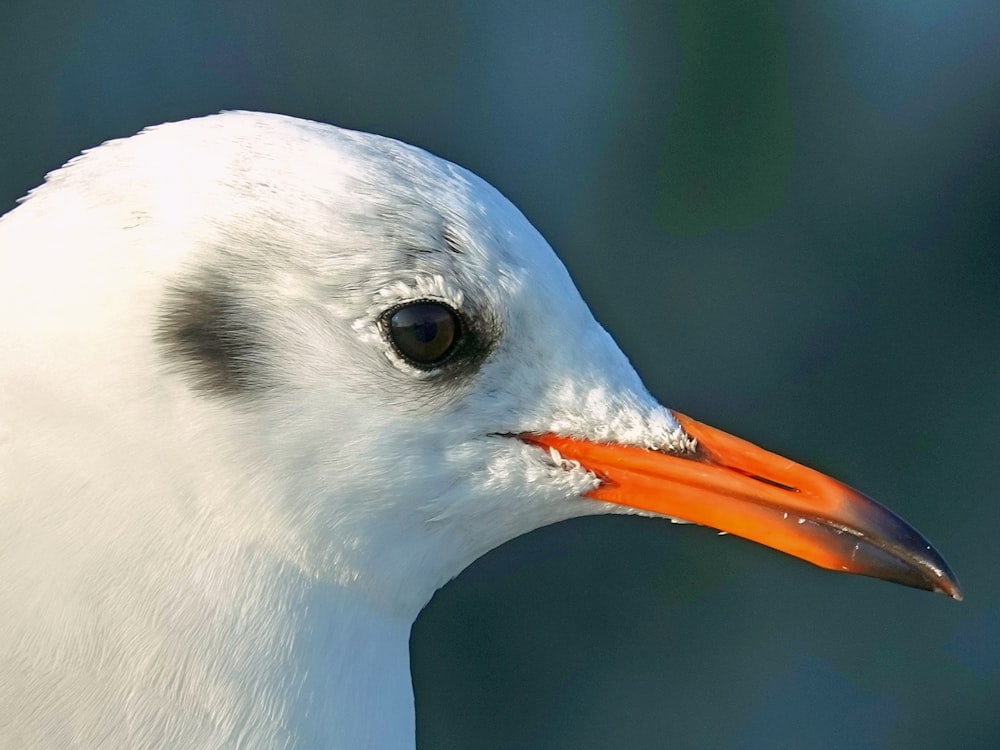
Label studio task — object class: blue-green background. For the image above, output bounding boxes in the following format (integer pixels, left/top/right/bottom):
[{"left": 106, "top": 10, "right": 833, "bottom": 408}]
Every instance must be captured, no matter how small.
[{"left": 3, "top": 2, "right": 998, "bottom": 747}]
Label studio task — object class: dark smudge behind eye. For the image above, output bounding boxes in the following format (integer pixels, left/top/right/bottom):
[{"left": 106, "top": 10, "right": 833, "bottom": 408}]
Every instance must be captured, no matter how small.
[{"left": 155, "top": 269, "right": 270, "bottom": 397}]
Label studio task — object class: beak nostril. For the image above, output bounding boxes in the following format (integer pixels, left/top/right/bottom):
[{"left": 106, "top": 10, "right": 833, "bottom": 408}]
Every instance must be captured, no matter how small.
[{"left": 739, "top": 471, "right": 800, "bottom": 494}]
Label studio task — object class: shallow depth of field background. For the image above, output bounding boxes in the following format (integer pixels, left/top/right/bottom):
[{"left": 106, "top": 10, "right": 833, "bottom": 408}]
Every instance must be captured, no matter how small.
[{"left": 2, "top": 2, "right": 998, "bottom": 747}]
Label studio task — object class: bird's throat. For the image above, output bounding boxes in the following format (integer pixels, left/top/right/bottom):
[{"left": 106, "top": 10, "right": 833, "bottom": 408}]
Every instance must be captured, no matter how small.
[{"left": 177, "top": 559, "right": 420, "bottom": 749}]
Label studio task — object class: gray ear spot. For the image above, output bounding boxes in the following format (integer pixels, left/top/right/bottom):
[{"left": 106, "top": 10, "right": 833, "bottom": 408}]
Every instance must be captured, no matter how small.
[{"left": 155, "top": 270, "right": 269, "bottom": 397}]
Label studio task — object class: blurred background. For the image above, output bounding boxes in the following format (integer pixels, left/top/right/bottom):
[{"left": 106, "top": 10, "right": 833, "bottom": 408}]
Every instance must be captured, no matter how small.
[{"left": 3, "top": 1, "right": 998, "bottom": 747}]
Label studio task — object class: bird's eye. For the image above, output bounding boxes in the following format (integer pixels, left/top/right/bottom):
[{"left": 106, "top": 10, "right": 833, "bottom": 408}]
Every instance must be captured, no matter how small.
[{"left": 385, "top": 301, "right": 460, "bottom": 367}]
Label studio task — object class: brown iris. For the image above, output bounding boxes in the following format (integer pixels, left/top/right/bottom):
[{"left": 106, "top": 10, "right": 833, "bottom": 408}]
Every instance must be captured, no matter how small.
[{"left": 386, "top": 301, "right": 459, "bottom": 366}]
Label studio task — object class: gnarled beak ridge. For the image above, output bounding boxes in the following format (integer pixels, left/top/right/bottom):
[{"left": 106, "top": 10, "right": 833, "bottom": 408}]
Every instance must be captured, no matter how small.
[{"left": 522, "top": 412, "right": 961, "bottom": 599}]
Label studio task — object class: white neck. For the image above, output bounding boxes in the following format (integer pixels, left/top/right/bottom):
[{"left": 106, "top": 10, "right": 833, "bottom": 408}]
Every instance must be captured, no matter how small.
[
  {"left": 236, "top": 566, "right": 418, "bottom": 749},
  {"left": 0, "top": 381, "right": 424, "bottom": 748},
  {"left": 3, "top": 537, "right": 418, "bottom": 749}
]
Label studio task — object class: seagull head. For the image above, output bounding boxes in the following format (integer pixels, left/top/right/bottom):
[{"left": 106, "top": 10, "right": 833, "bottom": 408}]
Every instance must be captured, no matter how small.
[
  {"left": 0, "top": 111, "right": 959, "bottom": 747},
  {"left": 3, "top": 111, "right": 959, "bottom": 615}
]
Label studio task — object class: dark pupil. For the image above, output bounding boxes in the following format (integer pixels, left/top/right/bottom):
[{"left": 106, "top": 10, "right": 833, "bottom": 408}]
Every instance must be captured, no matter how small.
[
  {"left": 413, "top": 318, "right": 438, "bottom": 343},
  {"left": 389, "top": 303, "right": 457, "bottom": 365}
]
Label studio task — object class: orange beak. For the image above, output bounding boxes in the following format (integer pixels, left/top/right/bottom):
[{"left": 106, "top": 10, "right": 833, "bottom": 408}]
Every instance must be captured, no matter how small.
[{"left": 522, "top": 412, "right": 961, "bottom": 599}]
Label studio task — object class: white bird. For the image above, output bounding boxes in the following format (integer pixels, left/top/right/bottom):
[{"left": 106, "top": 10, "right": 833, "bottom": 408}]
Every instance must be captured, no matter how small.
[{"left": 0, "top": 112, "right": 959, "bottom": 749}]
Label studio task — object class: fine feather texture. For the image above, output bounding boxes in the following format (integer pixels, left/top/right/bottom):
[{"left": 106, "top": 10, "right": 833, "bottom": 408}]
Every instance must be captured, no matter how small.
[{"left": 0, "top": 112, "right": 690, "bottom": 748}]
